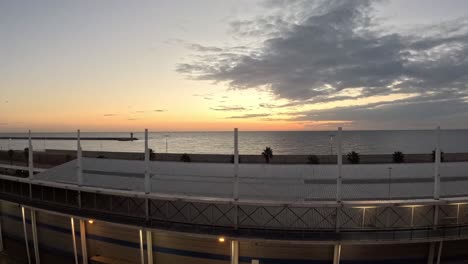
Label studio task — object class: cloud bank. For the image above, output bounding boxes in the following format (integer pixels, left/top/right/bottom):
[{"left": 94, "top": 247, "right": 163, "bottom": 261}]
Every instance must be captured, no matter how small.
[{"left": 177, "top": 0, "right": 468, "bottom": 127}]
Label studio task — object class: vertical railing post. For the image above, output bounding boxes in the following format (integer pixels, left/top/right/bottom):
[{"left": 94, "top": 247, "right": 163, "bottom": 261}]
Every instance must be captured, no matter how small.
[
  {"left": 429, "top": 203, "right": 440, "bottom": 264},
  {"left": 70, "top": 218, "right": 79, "bottom": 264},
  {"left": 21, "top": 207, "right": 31, "bottom": 264},
  {"left": 436, "top": 241, "right": 443, "bottom": 264},
  {"left": 333, "top": 244, "right": 341, "bottom": 264},
  {"left": 79, "top": 219, "right": 88, "bottom": 264},
  {"left": 28, "top": 130, "right": 34, "bottom": 179},
  {"left": 77, "top": 130, "right": 83, "bottom": 208},
  {"left": 30, "top": 209, "right": 40, "bottom": 264},
  {"left": 77, "top": 130, "right": 83, "bottom": 186},
  {"left": 233, "top": 128, "right": 239, "bottom": 229},
  {"left": 336, "top": 127, "right": 343, "bottom": 202},
  {"left": 434, "top": 126, "right": 441, "bottom": 200},
  {"left": 231, "top": 239, "right": 239, "bottom": 264},
  {"left": 28, "top": 130, "right": 34, "bottom": 200},
  {"left": 144, "top": 129, "right": 151, "bottom": 194},
  {"left": 233, "top": 128, "right": 239, "bottom": 200},
  {"left": 139, "top": 230, "right": 145, "bottom": 264},
  {"left": 146, "top": 230, "right": 153, "bottom": 264},
  {"left": 0, "top": 220, "right": 3, "bottom": 252}
]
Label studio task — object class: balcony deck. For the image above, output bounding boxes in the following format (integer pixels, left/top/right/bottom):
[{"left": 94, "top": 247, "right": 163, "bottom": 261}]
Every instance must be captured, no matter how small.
[
  {"left": 34, "top": 158, "right": 468, "bottom": 202},
  {"left": 2, "top": 158, "right": 468, "bottom": 242}
]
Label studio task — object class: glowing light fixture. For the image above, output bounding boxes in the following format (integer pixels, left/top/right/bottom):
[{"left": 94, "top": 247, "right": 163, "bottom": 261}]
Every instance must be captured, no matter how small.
[
  {"left": 218, "top": 237, "right": 225, "bottom": 243},
  {"left": 450, "top": 202, "right": 468, "bottom": 206},
  {"left": 88, "top": 220, "right": 94, "bottom": 224},
  {"left": 353, "top": 206, "right": 376, "bottom": 209}
]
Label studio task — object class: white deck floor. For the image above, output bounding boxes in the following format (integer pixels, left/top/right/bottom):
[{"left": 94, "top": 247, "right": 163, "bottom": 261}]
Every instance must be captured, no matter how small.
[{"left": 33, "top": 158, "right": 468, "bottom": 202}]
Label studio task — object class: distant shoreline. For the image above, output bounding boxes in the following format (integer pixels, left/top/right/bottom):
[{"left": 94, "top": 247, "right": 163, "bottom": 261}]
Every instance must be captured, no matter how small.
[
  {"left": 0, "top": 137, "right": 138, "bottom": 141},
  {"left": 1, "top": 128, "right": 468, "bottom": 134}
]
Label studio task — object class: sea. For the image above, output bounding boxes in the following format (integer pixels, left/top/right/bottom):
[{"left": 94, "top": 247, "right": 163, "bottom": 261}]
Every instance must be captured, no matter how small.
[{"left": 0, "top": 130, "right": 467, "bottom": 155}]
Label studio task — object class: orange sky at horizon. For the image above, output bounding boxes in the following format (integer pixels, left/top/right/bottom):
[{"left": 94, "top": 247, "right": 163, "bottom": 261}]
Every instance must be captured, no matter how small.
[
  {"left": 0, "top": 0, "right": 458, "bottom": 133},
  {"left": 0, "top": 79, "right": 416, "bottom": 132}
]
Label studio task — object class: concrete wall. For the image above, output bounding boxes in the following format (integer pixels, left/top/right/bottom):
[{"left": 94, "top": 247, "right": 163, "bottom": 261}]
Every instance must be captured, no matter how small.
[
  {"left": 35, "top": 211, "right": 77, "bottom": 263},
  {"left": 239, "top": 241, "right": 333, "bottom": 263},
  {"left": 0, "top": 200, "right": 76, "bottom": 263},
  {"left": 2, "top": 149, "right": 468, "bottom": 167},
  {"left": 341, "top": 243, "right": 429, "bottom": 264},
  {"left": 441, "top": 240, "right": 468, "bottom": 263},
  {"left": 0, "top": 201, "right": 29, "bottom": 263},
  {"left": 3, "top": 201, "right": 468, "bottom": 264},
  {"left": 87, "top": 220, "right": 141, "bottom": 263},
  {"left": 153, "top": 231, "right": 230, "bottom": 264}
]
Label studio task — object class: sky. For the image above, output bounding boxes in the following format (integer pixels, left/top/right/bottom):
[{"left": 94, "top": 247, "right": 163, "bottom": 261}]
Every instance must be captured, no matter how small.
[{"left": 1, "top": 0, "right": 468, "bottom": 132}]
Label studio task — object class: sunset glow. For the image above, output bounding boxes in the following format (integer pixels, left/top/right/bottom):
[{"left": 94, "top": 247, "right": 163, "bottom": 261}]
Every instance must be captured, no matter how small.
[{"left": 1, "top": 0, "right": 468, "bottom": 132}]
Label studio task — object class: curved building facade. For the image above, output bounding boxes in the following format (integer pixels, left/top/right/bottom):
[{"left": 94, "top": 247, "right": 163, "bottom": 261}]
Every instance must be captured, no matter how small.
[{"left": 1, "top": 130, "right": 468, "bottom": 264}]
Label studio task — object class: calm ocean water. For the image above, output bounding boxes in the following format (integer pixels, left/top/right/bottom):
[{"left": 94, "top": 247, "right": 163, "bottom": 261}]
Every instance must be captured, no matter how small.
[{"left": 0, "top": 130, "right": 467, "bottom": 155}]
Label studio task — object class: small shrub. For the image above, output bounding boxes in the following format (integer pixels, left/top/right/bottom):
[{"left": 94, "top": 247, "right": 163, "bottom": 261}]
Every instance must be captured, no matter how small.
[
  {"left": 347, "top": 151, "right": 360, "bottom": 164},
  {"left": 392, "top": 151, "right": 405, "bottom": 163},
  {"left": 432, "top": 150, "right": 445, "bottom": 162},
  {"left": 180, "top": 153, "right": 191, "bottom": 162},
  {"left": 307, "top": 155, "right": 320, "bottom": 164},
  {"left": 96, "top": 155, "right": 106, "bottom": 159},
  {"left": 262, "top": 147, "right": 273, "bottom": 163}
]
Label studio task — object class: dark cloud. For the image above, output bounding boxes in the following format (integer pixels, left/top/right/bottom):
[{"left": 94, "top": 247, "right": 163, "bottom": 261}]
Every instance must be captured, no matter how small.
[
  {"left": 154, "top": 109, "right": 166, "bottom": 112},
  {"left": 259, "top": 103, "right": 282, "bottom": 109},
  {"left": 167, "top": 38, "right": 248, "bottom": 53},
  {"left": 294, "top": 97, "right": 468, "bottom": 122},
  {"left": 210, "top": 106, "right": 247, "bottom": 111},
  {"left": 177, "top": 0, "right": 468, "bottom": 127},
  {"left": 227, "top": 113, "right": 270, "bottom": 119},
  {"left": 191, "top": 93, "right": 215, "bottom": 101},
  {"left": 192, "top": 93, "right": 212, "bottom": 97},
  {"left": 188, "top": 43, "right": 223, "bottom": 52}
]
